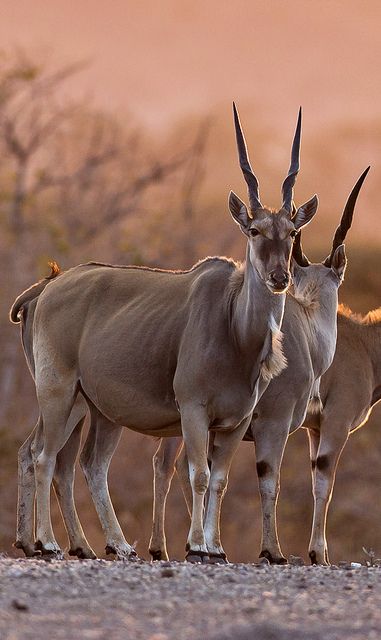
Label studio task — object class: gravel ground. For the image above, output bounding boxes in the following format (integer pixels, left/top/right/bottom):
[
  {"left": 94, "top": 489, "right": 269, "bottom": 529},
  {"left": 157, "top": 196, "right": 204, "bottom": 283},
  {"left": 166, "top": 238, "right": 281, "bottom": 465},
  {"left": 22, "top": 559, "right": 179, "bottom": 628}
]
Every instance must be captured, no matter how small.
[{"left": 1, "top": 557, "right": 381, "bottom": 640}]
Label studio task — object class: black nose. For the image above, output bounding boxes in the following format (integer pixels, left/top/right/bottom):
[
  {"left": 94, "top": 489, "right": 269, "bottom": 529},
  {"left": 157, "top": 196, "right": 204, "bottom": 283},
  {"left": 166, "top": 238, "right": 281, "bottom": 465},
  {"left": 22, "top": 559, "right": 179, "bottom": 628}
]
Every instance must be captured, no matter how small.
[{"left": 269, "top": 270, "right": 289, "bottom": 291}]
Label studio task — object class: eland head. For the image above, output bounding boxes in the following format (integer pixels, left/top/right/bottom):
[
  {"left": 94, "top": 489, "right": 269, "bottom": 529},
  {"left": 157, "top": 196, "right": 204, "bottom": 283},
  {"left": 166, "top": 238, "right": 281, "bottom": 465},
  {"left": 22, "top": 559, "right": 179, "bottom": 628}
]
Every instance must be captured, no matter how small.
[{"left": 229, "top": 103, "right": 318, "bottom": 294}]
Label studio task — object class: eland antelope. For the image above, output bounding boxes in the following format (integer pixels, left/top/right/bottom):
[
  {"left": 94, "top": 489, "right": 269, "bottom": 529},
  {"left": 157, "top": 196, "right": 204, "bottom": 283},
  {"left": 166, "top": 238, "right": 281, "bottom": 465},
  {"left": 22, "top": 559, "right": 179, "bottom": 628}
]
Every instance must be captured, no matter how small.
[
  {"left": 11, "top": 105, "right": 317, "bottom": 561},
  {"left": 304, "top": 302, "right": 381, "bottom": 564},
  {"left": 146, "top": 168, "right": 369, "bottom": 563}
]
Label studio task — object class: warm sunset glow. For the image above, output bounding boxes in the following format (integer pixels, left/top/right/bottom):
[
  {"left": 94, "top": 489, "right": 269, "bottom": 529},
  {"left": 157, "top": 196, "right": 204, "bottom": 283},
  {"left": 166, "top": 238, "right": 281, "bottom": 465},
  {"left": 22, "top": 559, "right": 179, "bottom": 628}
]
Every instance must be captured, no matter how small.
[{"left": 1, "top": 5, "right": 381, "bottom": 637}]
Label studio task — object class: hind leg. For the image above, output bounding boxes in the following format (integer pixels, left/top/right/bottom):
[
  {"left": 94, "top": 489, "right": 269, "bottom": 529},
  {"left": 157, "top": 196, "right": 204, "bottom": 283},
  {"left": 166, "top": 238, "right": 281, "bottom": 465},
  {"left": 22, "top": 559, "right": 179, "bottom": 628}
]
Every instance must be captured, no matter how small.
[
  {"left": 80, "top": 408, "right": 135, "bottom": 559},
  {"left": 15, "top": 420, "right": 43, "bottom": 557},
  {"left": 175, "top": 445, "right": 193, "bottom": 516},
  {"left": 149, "top": 437, "right": 183, "bottom": 561},
  {"left": 53, "top": 404, "right": 96, "bottom": 559},
  {"left": 34, "top": 375, "right": 79, "bottom": 557}
]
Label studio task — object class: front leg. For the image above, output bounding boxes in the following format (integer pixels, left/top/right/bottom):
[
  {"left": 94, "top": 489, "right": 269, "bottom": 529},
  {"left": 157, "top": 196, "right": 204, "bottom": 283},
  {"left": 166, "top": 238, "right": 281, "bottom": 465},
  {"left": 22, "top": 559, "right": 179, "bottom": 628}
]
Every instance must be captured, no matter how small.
[
  {"left": 307, "top": 428, "right": 320, "bottom": 562},
  {"left": 253, "top": 418, "right": 289, "bottom": 564},
  {"left": 308, "top": 422, "right": 348, "bottom": 565},
  {"left": 204, "top": 416, "right": 252, "bottom": 563},
  {"left": 180, "top": 405, "right": 210, "bottom": 563}
]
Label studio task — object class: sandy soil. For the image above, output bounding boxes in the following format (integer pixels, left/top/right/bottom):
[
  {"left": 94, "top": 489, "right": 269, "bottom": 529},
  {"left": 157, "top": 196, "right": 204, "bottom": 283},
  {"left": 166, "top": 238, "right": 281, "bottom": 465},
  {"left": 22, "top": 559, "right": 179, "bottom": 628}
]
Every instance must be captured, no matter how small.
[{"left": 1, "top": 557, "right": 381, "bottom": 640}]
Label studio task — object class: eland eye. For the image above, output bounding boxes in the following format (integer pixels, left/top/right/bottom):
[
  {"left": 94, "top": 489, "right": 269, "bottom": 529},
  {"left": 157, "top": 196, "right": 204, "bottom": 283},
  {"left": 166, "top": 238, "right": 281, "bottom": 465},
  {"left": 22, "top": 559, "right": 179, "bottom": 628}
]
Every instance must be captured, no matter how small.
[
  {"left": 290, "top": 229, "right": 298, "bottom": 239},
  {"left": 249, "top": 228, "right": 260, "bottom": 237}
]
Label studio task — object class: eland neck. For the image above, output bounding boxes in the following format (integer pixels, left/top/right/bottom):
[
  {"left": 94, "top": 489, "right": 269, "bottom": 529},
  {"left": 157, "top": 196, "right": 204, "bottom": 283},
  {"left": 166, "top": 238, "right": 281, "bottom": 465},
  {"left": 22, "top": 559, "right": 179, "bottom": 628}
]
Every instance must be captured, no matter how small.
[
  {"left": 295, "top": 284, "right": 339, "bottom": 379},
  {"left": 232, "top": 244, "right": 286, "bottom": 356}
]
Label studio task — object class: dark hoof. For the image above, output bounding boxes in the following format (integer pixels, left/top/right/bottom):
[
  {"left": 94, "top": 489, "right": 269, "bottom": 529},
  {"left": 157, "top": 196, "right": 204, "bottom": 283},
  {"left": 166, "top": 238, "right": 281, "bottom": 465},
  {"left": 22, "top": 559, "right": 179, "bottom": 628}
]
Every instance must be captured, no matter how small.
[
  {"left": 34, "top": 540, "right": 64, "bottom": 560},
  {"left": 105, "top": 545, "right": 139, "bottom": 561},
  {"left": 185, "top": 550, "right": 210, "bottom": 564},
  {"left": 150, "top": 550, "right": 164, "bottom": 561},
  {"left": 105, "top": 545, "right": 116, "bottom": 556},
  {"left": 208, "top": 552, "right": 228, "bottom": 565},
  {"left": 260, "top": 549, "right": 287, "bottom": 565},
  {"left": 14, "top": 540, "right": 41, "bottom": 558},
  {"left": 309, "top": 550, "right": 329, "bottom": 566},
  {"left": 69, "top": 547, "right": 97, "bottom": 560},
  {"left": 127, "top": 549, "right": 139, "bottom": 562}
]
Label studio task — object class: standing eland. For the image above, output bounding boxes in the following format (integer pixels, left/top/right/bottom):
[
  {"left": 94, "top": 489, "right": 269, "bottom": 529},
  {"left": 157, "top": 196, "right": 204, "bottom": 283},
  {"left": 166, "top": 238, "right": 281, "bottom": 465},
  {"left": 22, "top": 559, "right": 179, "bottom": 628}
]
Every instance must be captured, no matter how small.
[
  {"left": 145, "top": 168, "right": 369, "bottom": 562},
  {"left": 11, "top": 105, "right": 317, "bottom": 561},
  {"left": 304, "top": 300, "right": 381, "bottom": 564}
]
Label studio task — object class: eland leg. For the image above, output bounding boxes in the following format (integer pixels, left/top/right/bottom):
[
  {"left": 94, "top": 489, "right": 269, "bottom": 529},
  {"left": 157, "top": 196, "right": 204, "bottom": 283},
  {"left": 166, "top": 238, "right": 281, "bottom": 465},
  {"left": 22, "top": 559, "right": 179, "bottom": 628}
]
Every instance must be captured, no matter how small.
[
  {"left": 34, "top": 382, "right": 78, "bottom": 557},
  {"left": 149, "top": 437, "right": 183, "bottom": 561},
  {"left": 308, "top": 422, "right": 348, "bottom": 565},
  {"left": 53, "top": 415, "right": 97, "bottom": 560},
  {"left": 15, "top": 421, "right": 42, "bottom": 557},
  {"left": 79, "top": 410, "right": 134, "bottom": 559},
  {"left": 175, "top": 433, "right": 214, "bottom": 516},
  {"left": 181, "top": 405, "right": 210, "bottom": 563},
  {"left": 16, "top": 400, "right": 95, "bottom": 559},
  {"left": 254, "top": 420, "right": 289, "bottom": 564},
  {"left": 307, "top": 428, "right": 321, "bottom": 563},
  {"left": 204, "top": 417, "right": 251, "bottom": 564},
  {"left": 175, "top": 444, "right": 193, "bottom": 516}
]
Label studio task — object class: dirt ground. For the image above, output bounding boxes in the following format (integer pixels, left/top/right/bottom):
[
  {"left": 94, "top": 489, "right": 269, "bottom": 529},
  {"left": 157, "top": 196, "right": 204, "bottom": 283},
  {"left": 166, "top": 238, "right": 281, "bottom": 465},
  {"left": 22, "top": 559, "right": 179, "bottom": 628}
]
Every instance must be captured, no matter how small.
[{"left": 1, "top": 557, "right": 381, "bottom": 640}]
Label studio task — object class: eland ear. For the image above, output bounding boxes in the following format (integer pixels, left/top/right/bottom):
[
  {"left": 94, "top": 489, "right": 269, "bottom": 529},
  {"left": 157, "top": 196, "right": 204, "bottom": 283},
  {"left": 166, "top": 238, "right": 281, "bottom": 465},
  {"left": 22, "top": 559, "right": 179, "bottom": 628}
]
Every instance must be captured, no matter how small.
[
  {"left": 331, "top": 244, "right": 347, "bottom": 282},
  {"left": 228, "top": 191, "right": 250, "bottom": 233},
  {"left": 293, "top": 195, "right": 319, "bottom": 230}
]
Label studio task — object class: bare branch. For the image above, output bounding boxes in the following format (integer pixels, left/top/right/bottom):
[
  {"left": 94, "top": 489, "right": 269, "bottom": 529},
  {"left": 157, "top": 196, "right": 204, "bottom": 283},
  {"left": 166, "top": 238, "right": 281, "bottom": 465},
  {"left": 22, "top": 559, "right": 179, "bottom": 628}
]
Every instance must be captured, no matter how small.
[{"left": 74, "top": 153, "right": 187, "bottom": 246}]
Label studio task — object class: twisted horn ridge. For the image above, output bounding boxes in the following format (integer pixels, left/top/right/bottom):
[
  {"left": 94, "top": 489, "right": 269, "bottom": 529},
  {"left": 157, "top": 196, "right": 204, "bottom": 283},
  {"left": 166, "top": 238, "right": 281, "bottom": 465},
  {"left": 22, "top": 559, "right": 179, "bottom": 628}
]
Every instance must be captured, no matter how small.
[
  {"left": 324, "top": 166, "right": 370, "bottom": 267},
  {"left": 282, "top": 107, "right": 302, "bottom": 213},
  {"left": 232, "top": 102, "right": 262, "bottom": 212}
]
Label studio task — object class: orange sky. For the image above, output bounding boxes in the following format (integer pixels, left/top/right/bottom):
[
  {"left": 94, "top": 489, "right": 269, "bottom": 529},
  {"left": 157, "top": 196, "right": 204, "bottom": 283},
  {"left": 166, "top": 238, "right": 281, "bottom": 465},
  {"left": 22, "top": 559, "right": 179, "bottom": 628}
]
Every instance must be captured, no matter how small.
[
  {"left": 1, "top": 0, "right": 381, "bottom": 249},
  {"left": 1, "top": 0, "right": 381, "bottom": 130}
]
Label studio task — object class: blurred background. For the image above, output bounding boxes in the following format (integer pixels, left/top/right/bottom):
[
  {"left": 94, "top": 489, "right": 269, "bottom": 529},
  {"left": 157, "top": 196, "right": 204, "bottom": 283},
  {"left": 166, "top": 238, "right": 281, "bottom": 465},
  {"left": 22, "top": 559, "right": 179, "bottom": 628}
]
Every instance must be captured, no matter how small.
[{"left": 1, "top": 0, "right": 381, "bottom": 563}]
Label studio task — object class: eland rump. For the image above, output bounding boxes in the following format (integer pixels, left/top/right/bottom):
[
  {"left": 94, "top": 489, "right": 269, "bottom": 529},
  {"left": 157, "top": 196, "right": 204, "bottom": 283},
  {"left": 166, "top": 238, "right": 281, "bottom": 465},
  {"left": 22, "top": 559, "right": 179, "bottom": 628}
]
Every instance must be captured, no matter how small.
[{"left": 11, "top": 104, "right": 317, "bottom": 561}]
